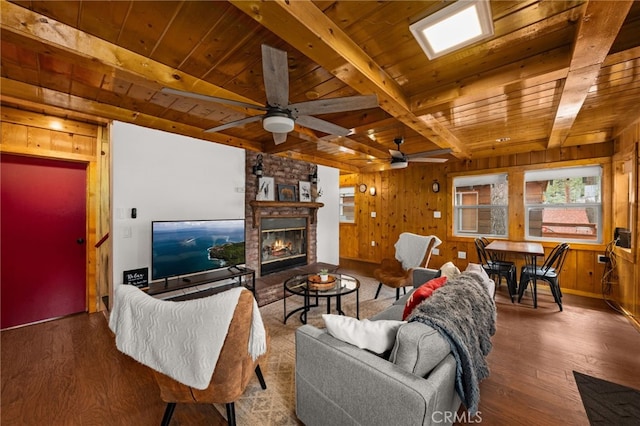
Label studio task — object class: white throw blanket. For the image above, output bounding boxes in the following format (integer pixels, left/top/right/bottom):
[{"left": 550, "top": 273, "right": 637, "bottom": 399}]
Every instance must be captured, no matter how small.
[
  {"left": 395, "top": 233, "right": 442, "bottom": 270},
  {"left": 109, "top": 285, "right": 266, "bottom": 390}
]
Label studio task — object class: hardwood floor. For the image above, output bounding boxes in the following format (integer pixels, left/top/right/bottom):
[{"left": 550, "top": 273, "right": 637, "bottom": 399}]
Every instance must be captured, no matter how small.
[
  {"left": 1, "top": 284, "right": 639, "bottom": 425},
  {"left": 1, "top": 313, "right": 226, "bottom": 426},
  {"left": 473, "top": 286, "right": 640, "bottom": 425}
]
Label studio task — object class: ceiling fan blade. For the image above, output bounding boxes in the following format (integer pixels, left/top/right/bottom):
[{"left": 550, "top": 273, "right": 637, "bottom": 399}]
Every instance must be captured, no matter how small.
[
  {"left": 389, "top": 149, "right": 405, "bottom": 160},
  {"left": 291, "top": 95, "right": 378, "bottom": 116},
  {"left": 261, "top": 45, "right": 289, "bottom": 108},
  {"left": 161, "top": 87, "right": 266, "bottom": 111},
  {"left": 296, "top": 115, "right": 351, "bottom": 136},
  {"left": 273, "top": 132, "right": 288, "bottom": 145},
  {"left": 408, "top": 157, "right": 449, "bottom": 163},
  {"left": 204, "top": 115, "right": 263, "bottom": 133},
  {"left": 405, "top": 148, "right": 453, "bottom": 159}
]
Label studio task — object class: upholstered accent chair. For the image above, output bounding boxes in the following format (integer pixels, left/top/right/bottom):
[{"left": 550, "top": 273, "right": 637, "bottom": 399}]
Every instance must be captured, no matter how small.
[
  {"left": 153, "top": 289, "right": 269, "bottom": 426},
  {"left": 373, "top": 234, "right": 440, "bottom": 300}
]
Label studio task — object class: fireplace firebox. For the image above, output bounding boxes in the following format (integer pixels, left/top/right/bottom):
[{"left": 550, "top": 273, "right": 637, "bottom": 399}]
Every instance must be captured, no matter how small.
[{"left": 260, "top": 217, "right": 307, "bottom": 275}]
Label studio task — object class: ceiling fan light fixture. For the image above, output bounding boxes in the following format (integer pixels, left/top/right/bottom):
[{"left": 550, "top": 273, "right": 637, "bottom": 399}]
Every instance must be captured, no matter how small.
[{"left": 263, "top": 115, "right": 294, "bottom": 133}]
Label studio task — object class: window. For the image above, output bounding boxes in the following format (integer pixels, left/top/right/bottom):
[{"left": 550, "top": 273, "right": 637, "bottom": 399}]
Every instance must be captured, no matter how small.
[
  {"left": 339, "top": 186, "right": 355, "bottom": 223},
  {"left": 525, "top": 165, "right": 602, "bottom": 243},
  {"left": 453, "top": 173, "right": 508, "bottom": 237}
]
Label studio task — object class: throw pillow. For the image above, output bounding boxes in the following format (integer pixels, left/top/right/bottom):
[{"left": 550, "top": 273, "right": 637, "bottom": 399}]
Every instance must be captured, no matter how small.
[
  {"left": 402, "top": 276, "right": 447, "bottom": 320},
  {"left": 465, "top": 263, "right": 495, "bottom": 295},
  {"left": 439, "top": 261, "right": 461, "bottom": 279},
  {"left": 322, "top": 314, "right": 405, "bottom": 354}
]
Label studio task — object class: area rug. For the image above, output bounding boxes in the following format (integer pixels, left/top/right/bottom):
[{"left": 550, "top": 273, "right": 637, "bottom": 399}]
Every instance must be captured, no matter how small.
[
  {"left": 574, "top": 371, "right": 640, "bottom": 425},
  {"left": 217, "top": 272, "right": 394, "bottom": 425}
]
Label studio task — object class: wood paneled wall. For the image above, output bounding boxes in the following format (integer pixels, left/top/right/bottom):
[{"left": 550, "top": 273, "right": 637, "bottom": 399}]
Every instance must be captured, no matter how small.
[
  {"left": 612, "top": 120, "right": 639, "bottom": 329},
  {"left": 1, "top": 106, "right": 109, "bottom": 313},
  {"left": 340, "top": 142, "right": 621, "bottom": 300}
]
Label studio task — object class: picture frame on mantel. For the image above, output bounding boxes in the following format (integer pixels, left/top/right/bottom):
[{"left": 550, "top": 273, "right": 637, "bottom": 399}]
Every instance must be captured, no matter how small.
[
  {"left": 277, "top": 184, "right": 297, "bottom": 202},
  {"left": 299, "top": 181, "right": 312, "bottom": 202},
  {"left": 256, "top": 176, "right": 275, "bottom": 201}
]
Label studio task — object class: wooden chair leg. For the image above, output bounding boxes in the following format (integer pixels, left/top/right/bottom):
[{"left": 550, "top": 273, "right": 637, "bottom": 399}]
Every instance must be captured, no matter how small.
[
  {"left": 226, "top": 402, "right": 236, "bottom": 426},
  {"left": 255, "top": 365, "right": 267, "bottom": 390},
  {"left": 161, "top": 402, "right": 176, "bottom": 426},
  {"left": 374, "top": 283, "right": 383, "bottom": 299}
]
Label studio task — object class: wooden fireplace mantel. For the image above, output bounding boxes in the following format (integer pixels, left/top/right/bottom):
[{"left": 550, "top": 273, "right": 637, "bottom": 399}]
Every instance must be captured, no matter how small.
[{"left": 248, "top": 200, "right": 324, "bottom": 228}]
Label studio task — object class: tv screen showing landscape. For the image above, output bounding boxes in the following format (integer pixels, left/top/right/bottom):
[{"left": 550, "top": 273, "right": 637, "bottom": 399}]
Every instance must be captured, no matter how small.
[{"left": 151, "top": 219, "right": 245, "bottom": 281}]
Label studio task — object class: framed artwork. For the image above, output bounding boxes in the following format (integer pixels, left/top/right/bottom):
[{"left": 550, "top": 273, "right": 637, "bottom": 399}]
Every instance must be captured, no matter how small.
[
  {"left": 277, "top": 184, "right": 297, "bottom": 202},
  {"left": 299, "top": 181, "right": 312, "bottom": 202},
  {"left": 256, "top": 176, "right": 275, "bottom": 201}
]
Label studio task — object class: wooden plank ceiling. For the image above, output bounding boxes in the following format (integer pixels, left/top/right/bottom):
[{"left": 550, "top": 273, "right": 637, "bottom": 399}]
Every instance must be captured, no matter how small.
[{"left": 1, "top": 0, "right": 639, "bottom": 172}]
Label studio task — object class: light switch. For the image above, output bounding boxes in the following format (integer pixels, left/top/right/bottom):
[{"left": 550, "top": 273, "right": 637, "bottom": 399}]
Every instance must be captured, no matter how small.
[
  {"left": 458, "top": 251, "right": 466, "bottom": 259},
  {"left": 434, "top": 211, "right": 442, "bottom": 218},
  {"left": 371, "top": 211, "right": 376, "bottom": 218},
  {"left": 371, "top": 241, "right": 376, "bottom": 246},
  {"left": 432, "top": 248, "right": 440, "bottom": 256}
]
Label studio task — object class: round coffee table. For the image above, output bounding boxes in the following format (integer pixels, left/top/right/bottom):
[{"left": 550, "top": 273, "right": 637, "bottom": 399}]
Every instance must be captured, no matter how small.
[{"left": 283, "top": 273, "right": 360, "bottom": 324}]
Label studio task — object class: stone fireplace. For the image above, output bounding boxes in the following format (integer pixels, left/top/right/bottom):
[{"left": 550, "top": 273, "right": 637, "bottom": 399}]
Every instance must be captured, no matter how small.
[{"left": 244, "top": 152, "right": 322, "bottom": 277}]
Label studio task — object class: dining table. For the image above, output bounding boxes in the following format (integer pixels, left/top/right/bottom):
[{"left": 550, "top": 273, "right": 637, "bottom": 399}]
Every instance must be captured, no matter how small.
[{"left": 484, "top": 240, "right": 545, "bottom": 308}]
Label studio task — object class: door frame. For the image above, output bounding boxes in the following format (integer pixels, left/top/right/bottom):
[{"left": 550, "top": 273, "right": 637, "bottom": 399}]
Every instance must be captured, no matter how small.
[{"left": 1, "top": 131, "right": 107, "bottom": 314}]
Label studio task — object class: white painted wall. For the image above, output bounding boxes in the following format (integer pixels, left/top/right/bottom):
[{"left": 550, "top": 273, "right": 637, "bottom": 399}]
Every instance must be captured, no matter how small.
[
  {"left": 111, "top": 122, "right": 340, "bottom": 284},
  {"left": 316, "top": 165, "right": 340, "bottom": 265},
  {"left": 111, "top": 122, "right": 245, "bottom": 285}
]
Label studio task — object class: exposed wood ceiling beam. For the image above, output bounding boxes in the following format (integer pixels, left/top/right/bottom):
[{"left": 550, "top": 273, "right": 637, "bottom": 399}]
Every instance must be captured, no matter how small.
[
  {"left": 230, "top": 0, "right": 470, "bottom": 159},
  {"left": 1, "top": 95, "right": 110, "bottom": 126},
  {"left": 547, "top": 0, "right": 633, "bottom": 148},
  {"left": 0, "top": 78, "right": 264, "bottom": 152},
  {"left": 0, "top": 0, "right": 259, "bottom": 108}
]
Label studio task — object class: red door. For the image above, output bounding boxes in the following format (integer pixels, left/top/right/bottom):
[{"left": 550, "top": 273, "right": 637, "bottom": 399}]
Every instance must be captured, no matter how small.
[{"left": 1, "top": 154, "right": 87, "bottom": 329}]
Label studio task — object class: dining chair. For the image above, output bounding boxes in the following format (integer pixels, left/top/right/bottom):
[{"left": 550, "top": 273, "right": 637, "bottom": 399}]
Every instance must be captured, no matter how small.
[
  {"left": 474, "top": 237, "right": 517, "bottom": 302},
  {"left": 518, "top": 243, "right": 570, "bottom": 311}
]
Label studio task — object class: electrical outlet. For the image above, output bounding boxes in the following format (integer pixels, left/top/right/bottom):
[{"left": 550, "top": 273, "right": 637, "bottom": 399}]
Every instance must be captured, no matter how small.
[
  {"left": 371, "top": 241, "right": 376, "bottom": 247},
  {"left": 434, "top": 211, "right": 442, "bottom": 218},
  {"left": 432, "top": 248, "right": 440, "bottom": 256},
  {"left": 458, "top": 251, "right": 466, "bottom": 259},
  {"left": 597, "top": 254, "right": 608, "bottom": 264},
  {"left": 371, "top": 211, "right": 376, "bottom": 218}
]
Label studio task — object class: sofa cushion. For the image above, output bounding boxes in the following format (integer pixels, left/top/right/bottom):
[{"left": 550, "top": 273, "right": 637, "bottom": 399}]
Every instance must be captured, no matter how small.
[
  {"left": 402, "top": 276, "right": 447, "bottom": 320},
  {"left": 389, "top": 322, "right": 451, "bottom": 378},
  {"left": 322, "top": 314, "right": 406, "bottom": 354},
  {"left": 370, "top": 304, "right": 405, "bottom": 321}
]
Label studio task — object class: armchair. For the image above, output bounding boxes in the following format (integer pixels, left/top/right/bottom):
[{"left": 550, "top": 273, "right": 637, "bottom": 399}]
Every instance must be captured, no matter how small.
[
  {"left": 109, "top": 286, "right": 268, "bottom": 426},
  {"left": 373, "top": 233, "right": 441, "bottom": 300},
  {"left": 154, "top": 289, "right": 269, "bottom": 425}
]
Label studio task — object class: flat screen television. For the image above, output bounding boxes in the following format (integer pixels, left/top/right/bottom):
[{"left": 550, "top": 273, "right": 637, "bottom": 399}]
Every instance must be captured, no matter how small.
[{"left": 151, "top": 219, "right": 245, "bottom": 281}]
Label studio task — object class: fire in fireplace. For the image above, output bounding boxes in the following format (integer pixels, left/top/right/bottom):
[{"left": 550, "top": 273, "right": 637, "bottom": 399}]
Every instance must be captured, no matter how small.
[{"left": 261, "top": 217, "right": 307, "bottom": 275}]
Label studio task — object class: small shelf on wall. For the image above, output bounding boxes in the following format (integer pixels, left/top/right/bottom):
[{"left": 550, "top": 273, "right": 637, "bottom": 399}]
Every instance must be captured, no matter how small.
[{"left": 248, "top": 200, "right": 324, "bottom": 228}]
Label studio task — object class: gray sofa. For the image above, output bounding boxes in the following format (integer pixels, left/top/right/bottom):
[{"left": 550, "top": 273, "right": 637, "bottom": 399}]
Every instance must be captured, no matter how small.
[{"left": 295, "top": 267, "right": 495, "bottom": 426}]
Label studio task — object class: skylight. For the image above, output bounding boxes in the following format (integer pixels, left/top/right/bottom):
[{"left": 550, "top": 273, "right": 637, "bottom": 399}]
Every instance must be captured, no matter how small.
[{"left": 410, "top": 0, "right": 494, "bottom": 60}]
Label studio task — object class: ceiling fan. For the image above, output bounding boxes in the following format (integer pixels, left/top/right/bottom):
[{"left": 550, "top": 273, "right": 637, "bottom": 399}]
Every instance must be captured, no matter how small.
[
  {"left": 161, "top": 44, "right": 378, "bottom": 145},
  {"left": 388, "top": 138, "right": 451, "bottom": 169}
]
